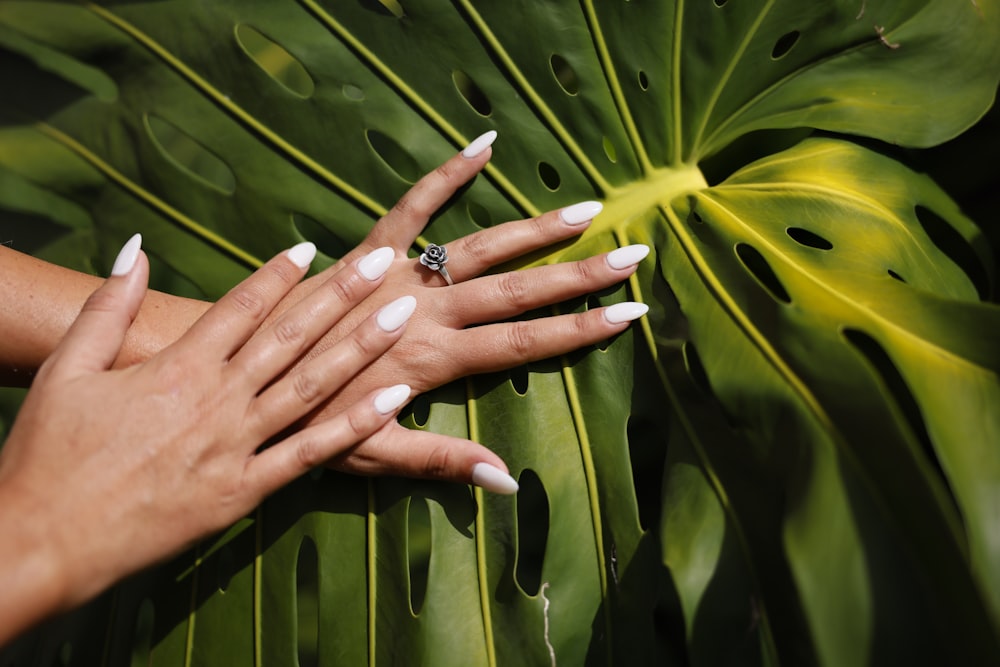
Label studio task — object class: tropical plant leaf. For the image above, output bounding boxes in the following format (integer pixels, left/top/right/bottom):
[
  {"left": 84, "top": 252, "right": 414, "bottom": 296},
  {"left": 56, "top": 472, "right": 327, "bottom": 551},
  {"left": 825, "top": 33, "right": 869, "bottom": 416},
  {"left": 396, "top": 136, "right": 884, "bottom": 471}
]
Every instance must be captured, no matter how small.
[{"left": 1, "top": 0, "right": 999, "bottom": 665}]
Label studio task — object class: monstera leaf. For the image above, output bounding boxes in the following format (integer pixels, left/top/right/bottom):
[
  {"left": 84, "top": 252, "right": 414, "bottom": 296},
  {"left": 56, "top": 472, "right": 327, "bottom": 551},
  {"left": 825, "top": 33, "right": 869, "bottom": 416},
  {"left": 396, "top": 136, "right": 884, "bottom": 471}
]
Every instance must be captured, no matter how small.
[{"left": 1, "top": 0, "right": 999, "bottom": 664}]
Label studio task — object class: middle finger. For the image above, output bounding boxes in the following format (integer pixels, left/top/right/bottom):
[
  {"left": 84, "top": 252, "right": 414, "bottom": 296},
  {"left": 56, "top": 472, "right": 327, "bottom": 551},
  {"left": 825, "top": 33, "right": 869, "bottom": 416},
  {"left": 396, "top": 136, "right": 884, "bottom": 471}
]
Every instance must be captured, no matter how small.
[{"left": 440, "top": 244, "right": 651, "bottom": 326}]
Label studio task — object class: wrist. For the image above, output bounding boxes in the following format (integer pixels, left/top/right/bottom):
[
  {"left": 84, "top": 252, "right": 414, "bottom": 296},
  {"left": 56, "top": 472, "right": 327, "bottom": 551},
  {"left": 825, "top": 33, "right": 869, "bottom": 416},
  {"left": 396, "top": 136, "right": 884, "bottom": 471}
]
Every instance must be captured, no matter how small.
[{"left": 0, "top": 481, "right": 74, "bottom": 645}]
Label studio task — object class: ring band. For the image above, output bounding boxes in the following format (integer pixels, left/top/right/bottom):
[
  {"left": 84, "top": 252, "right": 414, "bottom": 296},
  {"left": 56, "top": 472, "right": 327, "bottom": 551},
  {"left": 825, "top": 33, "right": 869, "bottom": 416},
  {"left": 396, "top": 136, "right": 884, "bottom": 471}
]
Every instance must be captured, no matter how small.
[{"left": 419, "top": 243, "right": 454, "bottom": 286}]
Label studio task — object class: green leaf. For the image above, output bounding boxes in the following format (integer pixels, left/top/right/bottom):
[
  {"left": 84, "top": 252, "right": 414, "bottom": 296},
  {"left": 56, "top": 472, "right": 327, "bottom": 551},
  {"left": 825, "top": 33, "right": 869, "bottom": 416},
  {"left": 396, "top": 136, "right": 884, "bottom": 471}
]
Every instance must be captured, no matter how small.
[{"left": 2, "top": 1, "right": 999, "bottom": 665}]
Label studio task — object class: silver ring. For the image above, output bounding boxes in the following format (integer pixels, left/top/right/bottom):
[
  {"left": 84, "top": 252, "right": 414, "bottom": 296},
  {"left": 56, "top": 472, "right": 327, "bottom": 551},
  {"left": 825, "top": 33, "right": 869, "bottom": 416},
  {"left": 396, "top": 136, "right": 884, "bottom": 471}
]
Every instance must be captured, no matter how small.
[{"left": 419, "top": 243, "right": 454, "bottom": 286}]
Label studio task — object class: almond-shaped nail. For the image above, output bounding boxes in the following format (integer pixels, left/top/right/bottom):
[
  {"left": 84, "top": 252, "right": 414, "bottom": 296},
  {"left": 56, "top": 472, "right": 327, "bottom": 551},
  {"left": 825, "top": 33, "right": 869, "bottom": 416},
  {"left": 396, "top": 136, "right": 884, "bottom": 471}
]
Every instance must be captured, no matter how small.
[
  {"left": 111, "top": 233, "right": 143, "bottom": 276},
  {"left": 461, "top": 130, "right": 498, "bottom": 158},
  {"left": 604, "top": 302, "right": 649, "bottom": 324},
  {"left": 560, "top": 201, "right": 603, "bottom": 225},
  {"left": 471, "top": 462, "right": 519, "bottom": 495},
  {"left": 358, "top": 246, "right": 394, "bottom": 280},
  {"left": 374, "top": 384, "right": 411, "bottom": 414},
  {"left": 606, "top": 244, "right": 650, "bottom": 270},
  {"left": 286, "top": 241, "right": 317, "bottom": 269},
  {"left": 376, "top": 295, "right": 417, "bottom": 332}
]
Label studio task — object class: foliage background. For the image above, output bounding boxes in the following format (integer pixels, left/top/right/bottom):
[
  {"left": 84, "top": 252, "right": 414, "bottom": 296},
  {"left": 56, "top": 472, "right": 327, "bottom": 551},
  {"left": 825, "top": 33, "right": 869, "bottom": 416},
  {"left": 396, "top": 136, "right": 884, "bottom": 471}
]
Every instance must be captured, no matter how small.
[{"left": 1, "top": 1, "right": 999, "bottom": 665}]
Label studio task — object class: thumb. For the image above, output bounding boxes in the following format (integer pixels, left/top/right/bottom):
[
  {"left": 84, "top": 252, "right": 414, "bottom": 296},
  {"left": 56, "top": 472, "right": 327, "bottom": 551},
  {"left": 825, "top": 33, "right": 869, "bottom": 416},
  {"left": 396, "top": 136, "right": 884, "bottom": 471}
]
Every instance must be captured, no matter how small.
[{"left": 45, "top": 234, "right": 150, "bottom": 379}]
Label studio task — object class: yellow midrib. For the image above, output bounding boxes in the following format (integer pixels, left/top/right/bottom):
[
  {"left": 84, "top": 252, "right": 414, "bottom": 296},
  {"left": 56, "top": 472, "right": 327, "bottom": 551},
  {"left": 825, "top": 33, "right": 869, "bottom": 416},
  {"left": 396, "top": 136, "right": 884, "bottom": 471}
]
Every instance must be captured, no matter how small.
[{"left": 526, "top": 164, "right": 708, "bottom": 268}]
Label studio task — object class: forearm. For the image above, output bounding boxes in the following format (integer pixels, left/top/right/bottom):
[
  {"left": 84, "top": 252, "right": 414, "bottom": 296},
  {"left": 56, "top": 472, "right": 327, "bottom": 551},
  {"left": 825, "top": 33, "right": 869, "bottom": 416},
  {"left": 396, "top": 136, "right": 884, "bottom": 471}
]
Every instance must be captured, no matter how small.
[{"left": 0, "top": 245, "right": 209, "bottom": 385}]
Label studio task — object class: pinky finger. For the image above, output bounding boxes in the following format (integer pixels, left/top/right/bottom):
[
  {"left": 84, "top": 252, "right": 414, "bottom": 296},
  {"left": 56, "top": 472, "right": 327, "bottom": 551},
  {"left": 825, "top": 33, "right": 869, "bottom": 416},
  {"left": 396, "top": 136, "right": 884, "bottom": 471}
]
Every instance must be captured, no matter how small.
[{"left": 246, "top": 384, "right": 412, "bottom": 498}]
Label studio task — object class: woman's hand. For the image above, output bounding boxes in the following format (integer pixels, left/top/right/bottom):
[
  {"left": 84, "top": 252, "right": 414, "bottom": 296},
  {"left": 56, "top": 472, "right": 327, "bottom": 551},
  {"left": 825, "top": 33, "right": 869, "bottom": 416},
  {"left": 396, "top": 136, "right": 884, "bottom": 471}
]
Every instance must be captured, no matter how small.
[
  {"left": 261, "top": 131, "right": 650, "bottom": 482},
  {"left": 0, "top": 234, "right": 445, "bottom": 642}
]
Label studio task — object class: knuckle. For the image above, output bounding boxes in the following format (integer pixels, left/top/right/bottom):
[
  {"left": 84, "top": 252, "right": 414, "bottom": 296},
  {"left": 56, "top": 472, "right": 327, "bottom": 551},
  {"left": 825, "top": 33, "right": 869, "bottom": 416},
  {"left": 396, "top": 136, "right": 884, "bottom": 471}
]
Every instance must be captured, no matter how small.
[
  {"left": 528, "top": 213, "right": 549, "bottom": 238},
  {"left": 321, "top": 273, "right": 361, "bottom": 307},
  {"left": 296, "top": 436, "right": 322, "bottom": 470},
  {"left": 228, "top": 285, "right": 266, "bottom": 320},
  {"left": 461, "top": 230, "right": 493, "bottom": 263},
  {"left": 495, "top": 272, "right": 532, "bottom": 309},
  {"left": 422, "top": 445, "right": 453, "bottom": 478},
  {"left": 433, "top": 160, "right": 458, "bottom": 183},
  {"left": 82, "top": 289, "right": 122, "bottom": 315},
  {"left": 504, "top": 321, "right": 537, "bottom": 360},
  {"left": 346, "top": 408, "right": 373, "bottom": 440},
  {"left": 292, "top": 370, "right": 323, "bottom": 404},
  {"left": 390, "top": 192, "right": 427, "bottom": 221},
  {"left": 572, "top": 257, "right": 596, "bottom": 285},
  {"left": 348, "top": 331, "right": 380, "bottom": 360},
  {"left": 268, "top": 257, "right": 300, "bottom": 286},
  {"left": 274, "top": 318, "right": 305, "bottom": 348}
]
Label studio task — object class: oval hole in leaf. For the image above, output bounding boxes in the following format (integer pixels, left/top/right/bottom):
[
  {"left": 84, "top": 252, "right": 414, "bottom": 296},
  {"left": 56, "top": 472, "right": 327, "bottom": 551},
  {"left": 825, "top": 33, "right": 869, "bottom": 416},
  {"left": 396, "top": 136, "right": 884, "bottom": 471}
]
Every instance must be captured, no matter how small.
[
  {"left": 467, "top": 200, "right": 492, "bottom": 228},
  {"left": 603, "top": 136, "right": 618, "bottom": 163},
  {"left": 145, "top": 115, "right": 236, "bottom": 194},
  {"left": 510, "top": 365, "right": 529, "bottom": 395},
  {"left": 296, "top": 537, "right": 319, "bottom": 667},
  {"left": 515, "top": 469, "right": 549, "bottom": 595},
  {"left": 771, "top": 30, "right": 801, "bottom": 60},
  {"left": 131, "top": 599, "right": 155, "bottom": 666},
  {"left": 538, "top": 161, "right": 561, "bottom": 191},
  {"left": 914, "top": 205, "right": 989, "bottom": 300},
  {"left": 407, "top": 392, "right": 430, "bottom": 427},
  {"left": 714, "top": 0, "right": 729, "bottom": 6},
  {"left": 217, "top": 544, "right": 235, "bottom": 593},
  {"left": 292, "top": 212, "right": 353, "bottom": 259},
  {"left": 342, "top": 84, "right": 365, "bottom": 101},
  {"left": 407, "top": 497, "right": 432, "bottom": 614},
  {"left": 735, "top": 243, "right": 792, "bottom": 304},
  {"left": 359, "top": 0, "right": 405, "bottom": 18},
  {"left": 637, "top": 70, "right": 650, "bottom": 91},
  {"left": 549, "top": 53, "right": 579, "bottom": 95},
  {"left": 888, "top": 269, "right": 907, "bottom": 283},
  {"left": 366, "top": 129, "right": 421, "bottom": 183},
  {"left": 841, "top": 328, "right": 961, "bottom": 518},
  {"left": 452, "top": 70, "right": 491, "bottom": 116},
  {"left": 235, "top": 24, "right": 314, "bottom": 98},
  {"left": 627, "top": 416, "right": 668, "bottom": 530},
  {"left": 786, "top": 226, "right": 833, "bottom": 250}
]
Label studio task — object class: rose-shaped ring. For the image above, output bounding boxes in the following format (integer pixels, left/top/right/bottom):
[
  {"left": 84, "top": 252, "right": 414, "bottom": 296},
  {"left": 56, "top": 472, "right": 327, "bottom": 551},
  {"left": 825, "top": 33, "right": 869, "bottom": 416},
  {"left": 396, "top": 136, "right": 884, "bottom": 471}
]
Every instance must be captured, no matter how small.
[{"left": 418, "top": 243, "right": 454, "bottom": 285}]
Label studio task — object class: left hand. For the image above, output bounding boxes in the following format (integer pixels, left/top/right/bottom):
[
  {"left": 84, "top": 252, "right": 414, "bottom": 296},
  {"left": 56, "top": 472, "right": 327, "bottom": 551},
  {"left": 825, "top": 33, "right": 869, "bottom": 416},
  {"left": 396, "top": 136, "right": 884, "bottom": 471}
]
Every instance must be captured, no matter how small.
[{"left": 0, "top": 236, "right": 436, "bottom": 639}]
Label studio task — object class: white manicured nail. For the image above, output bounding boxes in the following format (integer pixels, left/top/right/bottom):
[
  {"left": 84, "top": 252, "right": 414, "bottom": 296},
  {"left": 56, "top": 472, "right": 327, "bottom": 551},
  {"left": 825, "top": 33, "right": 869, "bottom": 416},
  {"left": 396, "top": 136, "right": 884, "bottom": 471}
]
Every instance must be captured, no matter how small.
[
  {"left": 376, "top": 295, "right": 416, "bottom": 332},
  {"left": 471, "top": 463, "right": 520, "bottom": 495},
  {"left": 111, "top": 233, "right": 142, "bottom": 276},
  {"left": 374, "top": 384, "right": 411, "bottom": 414},
  {"left": 286, "top": 242, "right": 317, "bottom": 269},
  {"left": 358, "top": 246, "right": 394, "bottom": 280},
  {"left": 604, "top": 302, "right": 649, "bottom": 324},
  {"left": 606, "top": 244, "right": 650, "bottom": 270},
  {"left": 461, "top": 130, "right": 498, "bottom": 158},
  {"left": 560, "top": 201, "right": 603, "bottom": 225},
  {"left": 604, "top": 301, "right": 649, "bottom": 324}
]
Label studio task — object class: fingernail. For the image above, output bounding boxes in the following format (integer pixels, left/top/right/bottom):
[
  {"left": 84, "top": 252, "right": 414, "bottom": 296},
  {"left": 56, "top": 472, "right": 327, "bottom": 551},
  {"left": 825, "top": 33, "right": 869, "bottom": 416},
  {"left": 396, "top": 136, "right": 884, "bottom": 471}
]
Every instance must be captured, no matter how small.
[
  {"left": 111, "top": 233, "right": 142, "bottom": 276},
  {"left": 374, "top": 384, "right": 411, "bottom": 414},
  {"left": 604, "top": 302, "right": 649, "bottom": 324},
  {"left": 560, "top": 200, "right": 603, "bottom": 225},
  {"left": 606, "top": 244, "right": 650, "bottom": 270},
  {"left": 376, "top": 295, "right": 417, "bottom": 332},
  {"left": 471, "top": 462, "right": 520, "bottom": 495},
  {"left": 286, "top": 241, "right": 317, "bottom": 269},
  {"left": 461, "top": 130, "right": 498, "bottom": 158},
  {"left": 358, "top": 246, "right": 394, "bottom": 280}
]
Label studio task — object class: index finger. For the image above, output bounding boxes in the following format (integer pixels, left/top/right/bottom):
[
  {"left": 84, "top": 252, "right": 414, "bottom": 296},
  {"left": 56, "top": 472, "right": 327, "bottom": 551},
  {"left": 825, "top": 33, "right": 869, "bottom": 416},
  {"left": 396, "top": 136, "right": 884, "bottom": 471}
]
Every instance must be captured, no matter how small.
[
  {"left": 364, "top": 130, "right": 497, "bottom": 252},
  {"left": 177, "top": 242, "right": 317, "bottom": 361}
]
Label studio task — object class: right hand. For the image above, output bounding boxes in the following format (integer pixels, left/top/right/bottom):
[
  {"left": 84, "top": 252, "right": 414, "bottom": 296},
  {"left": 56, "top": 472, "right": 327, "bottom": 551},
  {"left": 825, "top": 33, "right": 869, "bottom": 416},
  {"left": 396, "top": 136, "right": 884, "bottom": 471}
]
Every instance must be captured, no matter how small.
[{"left": 262, "top": 132, "right": 650, "bottom": 487}]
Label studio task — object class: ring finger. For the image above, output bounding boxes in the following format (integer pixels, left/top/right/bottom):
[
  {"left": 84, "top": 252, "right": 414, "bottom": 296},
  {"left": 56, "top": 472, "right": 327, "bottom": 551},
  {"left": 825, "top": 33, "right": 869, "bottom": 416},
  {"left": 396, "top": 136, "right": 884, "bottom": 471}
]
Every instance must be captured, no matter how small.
[{"left": 414, "top": 200, "right": 604, "bottom": 286}]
